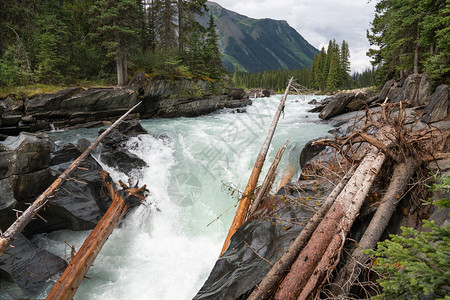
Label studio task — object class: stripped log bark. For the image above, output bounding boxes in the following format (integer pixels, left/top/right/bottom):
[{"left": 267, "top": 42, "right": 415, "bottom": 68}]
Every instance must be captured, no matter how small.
[
  {"left": 0, "top": 101, "right": 141, "bottom": 257},
  {"left": 274, "top": 148, "right": 387, "bottom": 300},
  {"left": 278, "top": 166, "right": 295, "bottom": 191},
  {"left": 46, "top": 171, "right": 146, "bottom": 300},
  {"left": 219, "top": 77, "right": 294, "bottom": 257},
  {"left": 298, "top": 232, "right": 344, "bottom": 300},
  {"left": 247, "top": 165, "right": 356, "bottom": 300},
  {"left": 246, "top": 140, "right": 289, "bottom": 220},
  {"left": 329, "top": 158, "right": 417, "bottom": 298}
]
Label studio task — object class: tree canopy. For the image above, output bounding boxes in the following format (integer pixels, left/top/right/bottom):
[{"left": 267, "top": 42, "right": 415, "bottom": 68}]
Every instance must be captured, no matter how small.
[
  {"left": 0, "top": 0, "right": 224, "bottom": 87},
  {"left": 367, "top": 0, "right": 449, "bottom": 86}
]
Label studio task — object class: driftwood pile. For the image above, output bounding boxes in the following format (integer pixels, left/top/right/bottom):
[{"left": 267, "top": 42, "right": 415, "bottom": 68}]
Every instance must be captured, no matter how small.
[{"left": 223, "top": 97, "right": 448, "bottom": 299}]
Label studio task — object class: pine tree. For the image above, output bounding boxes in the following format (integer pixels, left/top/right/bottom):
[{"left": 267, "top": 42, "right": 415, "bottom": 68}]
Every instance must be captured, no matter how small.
[
  {"left": 203, "top": 14, "right": 223, "bottom": 79},
  {"left": 326, "top": 52, "right": 340, "bottom": 91},
  {"left": 90, "top": 0, "right": 140, "bottom": 86}
]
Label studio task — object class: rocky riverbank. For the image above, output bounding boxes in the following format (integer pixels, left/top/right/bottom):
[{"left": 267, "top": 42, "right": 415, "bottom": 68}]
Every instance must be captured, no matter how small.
[
  {"left": 0, "top": 76, "right": 252, "bottom": 292},
  {"left": 0, "top": 75, "right": 252, "bottom": 140},
  {"left": 0, "top": 120, "right": 150, "bottom": 291},
  {"left": 194, "top": 74, "right": 449, "bottom": 299}
]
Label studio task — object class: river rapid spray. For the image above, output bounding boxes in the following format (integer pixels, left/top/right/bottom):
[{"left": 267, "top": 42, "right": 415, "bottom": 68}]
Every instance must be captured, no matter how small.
[{"left": 1, "top": 95, "right": 332, "bottom": 299}]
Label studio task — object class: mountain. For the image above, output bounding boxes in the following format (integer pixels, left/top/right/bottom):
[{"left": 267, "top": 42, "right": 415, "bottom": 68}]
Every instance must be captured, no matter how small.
[{"left": 198, "top": 1, "right": 318, "bottom": 73}]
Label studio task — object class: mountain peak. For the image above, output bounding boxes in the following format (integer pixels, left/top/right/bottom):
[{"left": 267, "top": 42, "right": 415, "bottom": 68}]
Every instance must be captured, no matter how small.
[{"left": 201, "top": 1, "right": 318, "bottom": 72}]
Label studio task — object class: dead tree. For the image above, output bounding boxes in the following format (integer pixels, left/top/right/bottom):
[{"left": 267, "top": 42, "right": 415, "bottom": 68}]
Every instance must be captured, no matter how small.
[
  {"left": 0, "top": 101, "right": 141, "bottom": 256},
  {"left": 247, "top": 165, "right": 356, "bottom": 300},
  {"left": 246, "top": 140, "right": 289, "bottom": 220},
  {"left": 46, "top": 171, "right": 146, "bottom": 300},
  {"left": 219, "top": 78, "right": 293, "bottom": 256},
  {"left": 274, "top": 147, "right": 387, "bottom": 300},
  {"left": 329, "top": 158, "right": 417, "bottom": 298}
]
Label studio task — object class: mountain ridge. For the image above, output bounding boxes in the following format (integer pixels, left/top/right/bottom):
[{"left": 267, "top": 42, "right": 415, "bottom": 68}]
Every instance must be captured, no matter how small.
[{"left": 198, "top": 1, "right": 318, "bottom": 73}]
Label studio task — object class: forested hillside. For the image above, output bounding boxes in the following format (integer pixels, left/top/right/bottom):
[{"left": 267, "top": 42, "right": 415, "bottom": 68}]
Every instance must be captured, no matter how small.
[
  {"left": 0, "top": 0, "right": 223, "bottom": 87},
  {"left": 232, "top": 39, "right": 376, "bottom": 92}
]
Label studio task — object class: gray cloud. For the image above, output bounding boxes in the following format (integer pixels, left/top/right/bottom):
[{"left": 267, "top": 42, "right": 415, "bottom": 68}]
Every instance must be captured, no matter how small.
[{"left": 211, "top": 0, "right": 376, "bottom": 73}]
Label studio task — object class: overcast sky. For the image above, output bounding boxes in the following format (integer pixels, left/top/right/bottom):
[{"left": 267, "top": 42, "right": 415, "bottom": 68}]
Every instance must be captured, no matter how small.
[{"left": 211, "top": 0, "right": 377, "bottom": 73}]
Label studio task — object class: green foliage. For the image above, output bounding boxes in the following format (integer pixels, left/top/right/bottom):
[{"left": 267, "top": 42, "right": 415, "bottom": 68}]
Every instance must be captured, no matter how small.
[
  {"left": 365, "top": 175, "right": 450, "bottom": 299},
  {"left": 232, "top": 39, "right": 376, "bottom": 92},
  {"left": 367, "top": 0, "right": 450, "bottom": 86},
  {"left": 0, "top": 0, "right": 224, "bottom": 88}
]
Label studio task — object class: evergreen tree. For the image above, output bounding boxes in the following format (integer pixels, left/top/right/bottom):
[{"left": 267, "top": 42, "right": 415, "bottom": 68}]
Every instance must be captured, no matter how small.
[
  {"left": 367, "top": 0, "right": 449, "bottom": 85},
  {"left": 326, "top": 52, "right": 340, "bottom": 91},
  {"left": 203, "top": 14, "right": 224, "bottom": 79},
  {"left": 89, "top": 0, "right": 140, "bottom": 86}
]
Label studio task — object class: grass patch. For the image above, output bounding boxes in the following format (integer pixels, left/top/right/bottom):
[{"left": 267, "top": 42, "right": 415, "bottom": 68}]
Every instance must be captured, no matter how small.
[{"left": 0, "top": 81, "right": 113, "bottom": 99}]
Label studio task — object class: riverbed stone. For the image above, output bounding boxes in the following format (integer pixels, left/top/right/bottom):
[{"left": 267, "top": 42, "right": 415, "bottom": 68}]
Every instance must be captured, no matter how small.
[
  {"left": 99, "top": 120, "right": 148, "bottom": 174},
  {"left": 379, "top": 79, "right": 394, "bottom": 102},
  {"left": 23, "top": 144, "right": 110, "bottom": 235},
  {"left": 0, "top": 234, "right": 67, "bottom": 291},
  {"left": 0, "top": 132, "right": 51, "bottom": 180},
  {"left": 419, "top": 74, "right": 432, "bottom": 105},
  {"left": 319, "top": 92, "right": 355, "bottom": 119},
  {"left": 421, "top": 84, "right": 449, "bottom": 123}
]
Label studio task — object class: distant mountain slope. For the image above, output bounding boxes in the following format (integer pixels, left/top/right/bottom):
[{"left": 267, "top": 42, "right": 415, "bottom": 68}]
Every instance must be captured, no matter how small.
[{"left": 198, "top": 1, "right": 318, "bottom": 73}]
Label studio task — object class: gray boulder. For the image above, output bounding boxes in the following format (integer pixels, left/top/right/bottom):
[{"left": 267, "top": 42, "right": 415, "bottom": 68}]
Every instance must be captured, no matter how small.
[
  {"left": 24, "top": 87, "right": 82, "bottom": 115},
  {"left": 421, "top": 84, "right": 449, "bottom": 123},
  {"left": 21, "top": 143, "right": 111, "bottom": 235},
  {"left": 99, "top": 120, "right": 148, "bottom": 174},
  {"left": 0, "top": 96, "right": 24, "bottom": 116},
  {"left": 141, "top": 95, "right": 252, "bottom": 118},
  {"left": 319, "top": 93, "right": 355, "bottom": 119},
  {"left": 400, "top": 74, "right": 422, "bottom": 106},
  {"left": 228, "top": 88, "right": 246, "bottom": 100},
  {"left": 346, "top": 92, "right": 372, "bottom": 111},
  {"left": 0, "top": 234, "right": 67, "bottom": 291},
  {"left": 0, "top": 132, "right": 51, "bottom": 180},
  {"left": 386, "top": 78, "right": 406, "bottom": 103},
  {"left": 419, "top": 74, "right": 432, "bottom": 105},
  {"left": 379, "top": 79, "right": 394, "bottom": 102}
]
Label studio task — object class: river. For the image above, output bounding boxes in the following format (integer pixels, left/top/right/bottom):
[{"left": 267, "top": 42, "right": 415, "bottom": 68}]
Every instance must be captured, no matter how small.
[{"left": 2, "top": 94, "right": 332, "bottom": 299}]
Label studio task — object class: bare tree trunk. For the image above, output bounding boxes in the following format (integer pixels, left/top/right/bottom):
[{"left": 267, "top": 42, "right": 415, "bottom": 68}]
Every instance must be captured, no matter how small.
[
  {"left": 0, "top": 102, "right": 141, "bottom": 256},
  {"left": 116, "top": 49, "right": 124, "bottom": 86},
  {"left": 414, "top": 23, "right": 419, "bottom": 74},
  {"left": 46, "top": 172, "right": 146, "bottom": 300},
  {"left": 274, "top": 149, "right": 386, "bottom": 300},
  {"left": 247, "top": 166, "right": 355, "bottom": 300},
  {"left": 278, "top": 167, "right": 294, "bottom": 190},
  {"left": 123, "top": 48, "right": 128, "bottom": 85},
  {"left": 178, "top": 0, "right": 183, "bottom": 52},
  {"left": 6, "top": 25, "right": 34, "bottom": 83},
  {"left": 219, "top": 78, "right": 293, "bottom": 257},
  {"left": 330, "top": 158, "right": 417, "bottom": 298},
  {"left": 246, "top": 140, "right": 289, "bottom": 220}
]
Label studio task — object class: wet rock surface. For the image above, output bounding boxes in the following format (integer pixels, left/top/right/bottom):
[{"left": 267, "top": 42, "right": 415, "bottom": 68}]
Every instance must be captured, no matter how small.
[
  {"left": 98, "top": 120, "right": 148, "bottom": 174},
  {"left": 421, "top": 84, "right": 449, "bottom": 123},
  {"left": 0, "top": 234, "right": 67, "bottom": 292},
  {"left": 1, "top": 79, "right": 251, "bottom": 137},
  {"left": 0, "top": 121, "right": 150, "bottom": 290},
  {"left": 195, "top": 191, "right": 316, "bottom": 299}
]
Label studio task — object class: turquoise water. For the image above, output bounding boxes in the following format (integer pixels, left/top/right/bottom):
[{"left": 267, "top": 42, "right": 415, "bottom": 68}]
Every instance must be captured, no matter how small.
[{"left": 2, "top": 95, "right": 332, "bottom": 299}]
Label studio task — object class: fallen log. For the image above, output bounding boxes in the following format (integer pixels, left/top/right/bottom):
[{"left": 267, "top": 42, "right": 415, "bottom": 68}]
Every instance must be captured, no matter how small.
[
  {"left": 246, "top": 140, "right": 289, "bottom": 220},
  {"left": 329, "top": 158, "right": 417, "bottom": 298},
  {"left": 278, "top": 166, "right": 295, "bottom": 191},
  {"left": 46, "top": 171, "right": 146, "bottom": 300},
  {"left": 274, "top": 148, "right": 387, "bottom": 300},
  {"left": 0, "top": 101, "right": 141, "bottom": 256},
  {"left": 219, "top": 77, "right": 293, "bottom": 256},
  {"left": 247, "top": 165, "right": 356, "bottom": 300}
]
